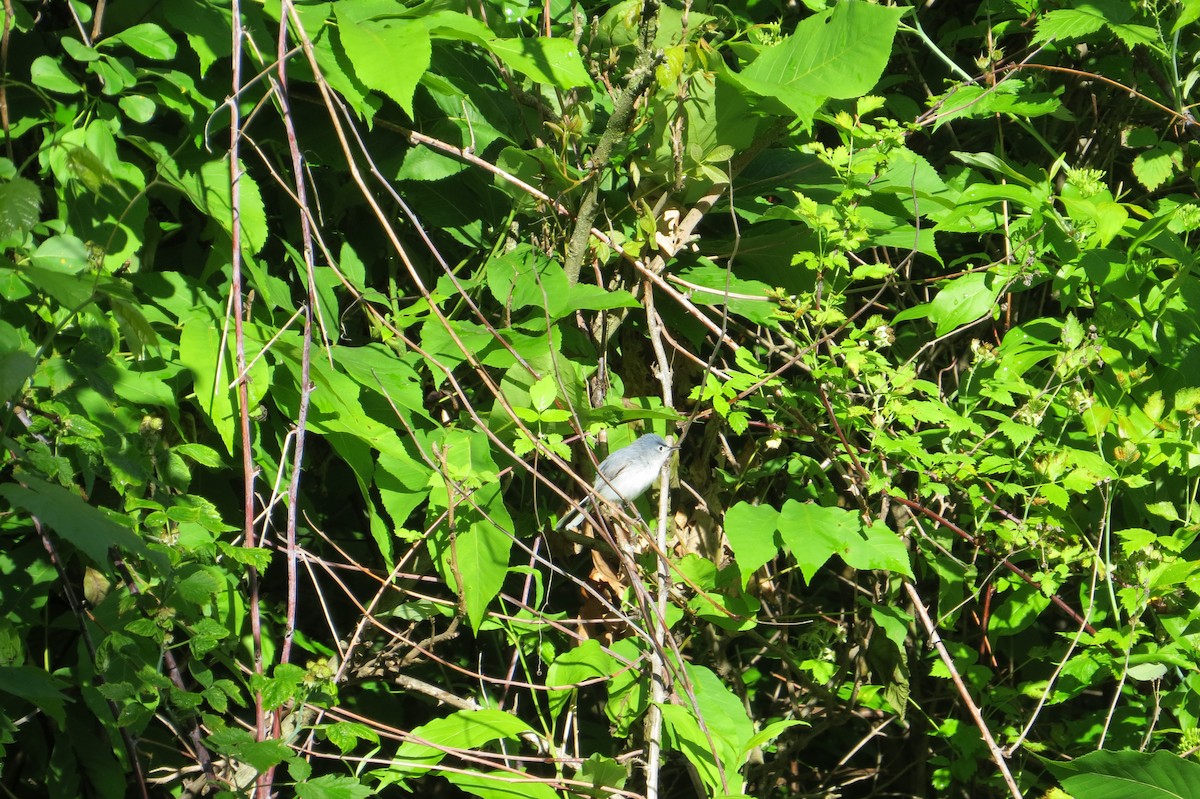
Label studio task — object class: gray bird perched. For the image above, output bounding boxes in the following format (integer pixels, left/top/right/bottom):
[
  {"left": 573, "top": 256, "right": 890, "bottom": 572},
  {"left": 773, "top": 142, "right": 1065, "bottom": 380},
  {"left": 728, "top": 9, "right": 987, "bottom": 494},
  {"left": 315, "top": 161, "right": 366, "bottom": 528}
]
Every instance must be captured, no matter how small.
[{"left": 556, "top": 433, "right": 678, "bottom": 531}]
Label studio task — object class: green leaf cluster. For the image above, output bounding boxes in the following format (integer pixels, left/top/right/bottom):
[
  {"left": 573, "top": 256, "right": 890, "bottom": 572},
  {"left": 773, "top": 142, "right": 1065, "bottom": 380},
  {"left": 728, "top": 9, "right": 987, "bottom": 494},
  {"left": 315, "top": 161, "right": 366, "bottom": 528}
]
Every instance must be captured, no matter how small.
[{"left": 9, "top": 0, "right": 1200, "bottom": 797}]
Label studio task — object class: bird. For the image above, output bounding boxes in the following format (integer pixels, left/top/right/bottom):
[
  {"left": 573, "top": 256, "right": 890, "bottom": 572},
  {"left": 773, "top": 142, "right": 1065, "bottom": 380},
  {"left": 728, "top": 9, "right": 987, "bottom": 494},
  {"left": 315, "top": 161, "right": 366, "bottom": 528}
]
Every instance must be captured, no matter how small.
[{"left": 556, "top": 433, "right": 678, "bottom": 531}]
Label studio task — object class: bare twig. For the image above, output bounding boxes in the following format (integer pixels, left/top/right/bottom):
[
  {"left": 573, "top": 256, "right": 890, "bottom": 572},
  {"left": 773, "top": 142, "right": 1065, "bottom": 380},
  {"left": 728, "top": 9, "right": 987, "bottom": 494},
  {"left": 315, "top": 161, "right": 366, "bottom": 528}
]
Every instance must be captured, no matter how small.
[{"left": 905, "top": 581, "right": 1023, "bottom": 799}]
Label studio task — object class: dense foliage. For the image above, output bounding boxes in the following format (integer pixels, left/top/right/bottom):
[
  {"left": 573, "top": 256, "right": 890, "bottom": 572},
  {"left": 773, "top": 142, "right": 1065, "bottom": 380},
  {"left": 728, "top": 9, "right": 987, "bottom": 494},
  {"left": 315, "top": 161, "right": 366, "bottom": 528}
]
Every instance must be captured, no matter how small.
[{"left": 5, "top": 0, "right": 1200, "bottom": 797}]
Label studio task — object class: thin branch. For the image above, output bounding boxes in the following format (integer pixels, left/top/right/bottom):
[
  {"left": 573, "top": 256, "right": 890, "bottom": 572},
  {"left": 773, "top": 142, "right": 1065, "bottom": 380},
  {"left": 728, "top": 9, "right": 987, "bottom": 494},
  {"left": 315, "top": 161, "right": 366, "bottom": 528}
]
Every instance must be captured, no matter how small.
[
  {"left": 563, "top": 2, "right": 662, "bottom": 284},
  {"left": 905, "top": 580, "right": 1023, "bottom": 799}
]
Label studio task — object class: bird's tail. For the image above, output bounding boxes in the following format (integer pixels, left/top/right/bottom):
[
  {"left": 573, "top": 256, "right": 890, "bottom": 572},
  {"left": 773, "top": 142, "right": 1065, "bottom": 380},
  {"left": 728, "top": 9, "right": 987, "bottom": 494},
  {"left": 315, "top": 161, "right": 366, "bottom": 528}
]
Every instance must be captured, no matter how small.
[{"left": 554, "top": 497, "right": 591, "bottom": 531}]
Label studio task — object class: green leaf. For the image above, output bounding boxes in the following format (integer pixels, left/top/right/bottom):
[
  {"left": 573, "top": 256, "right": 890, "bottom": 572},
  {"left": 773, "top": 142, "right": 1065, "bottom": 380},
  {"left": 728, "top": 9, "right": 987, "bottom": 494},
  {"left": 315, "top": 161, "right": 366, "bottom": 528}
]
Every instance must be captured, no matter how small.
[
  {"left": 393, "top": 709, "right": 535, "bottom": 778},
  {"left": 376, "top": 450, "right": 433, "bottom": 534},
  {"left": 485, "top": 37, "right": 590, "bottom": 89},
  {"left": 192, "top": 159, "right": 269, "bottom": 255},
  {"left": 870, "top": 604, "right": 913, "bottom": 653},
  {"left": 731, "top": 2, "right": 904, "bottom": 124},
  {"left": 987, "top": 584, "right": 1050, "bottom": 637},
  {"left": 564, "top": 283, "right": 641, "bottom": 314},
  {"left": 30, "top": 55, "right": 83, "bottom": 94},
  {"left": 216, "top": 735, "right": 292, "bottom": 772},
  {"left": 1127, "top": 662, "right": 1168, "bottom": 682},
  {"left": 334, "top": 7, "right": 431, "bottom": 117},
  {"left": 61, "top": 37, "right": 100, "bottom": 62},
  {"left": 546, "top": 639, "right": 614, "bottom": 719},
  {"left": 323, "top": 722, "right": 380, "bottom": 755},
  {"left": 98, "top": 23, "right": 178, "bottom": 60},
  {"left": 118, "top": 95, "right": 157, "bottom": 123},
  {"left": 1109, "top": 23, "right": 1160, "bottom": 50},
  {"left": 577, "top": 754, "right": 628, "bottom": 796},
  {"left": 995, "top": 320, "right": 1061, "bottom": 382},
  {"left": 849, "top": 519, "right": 913, "bottom": 576},
  {"left": 63, "top": 144, "right": 117, "bottom": 193},
  {"left": 336, "top": 343, "right": 430, "bottom": 423},
  {"left": 252, "top": 663, "right": 307, "bottom": 711},
  {"left": 176, "top": 567, "right": 225, "bottom": 605},
  {"left": 174, "top": 0, "right": 233, "bottom": 76},
  {"left": 0, "top": 177, "right": 42, "bottom": 238},
  {"left": 425, "top": 430, "right": 513, "bottom": 632},
  {"left": 529, "top": 374, "right": 557, "bottom": 413},
  {"left": 660, "top": 664, "right": 754, "bottom": 795},
  {"left": 397, "top": 145, "right": 469, "bottom": 182},
  {"left": 778, "top": 502, "right": 911, "bottom": 581},
  {"left": 1034, "top": 4, "right": 1121, "bottom": 43},
  {"left": 0, "top": 666, "right": 69, "bottom": 727},
  {"left": 1132, "top": 142, "right": 1183, "bottom": 192},
  {"left": 20, "top": 247, "right": 94, "bottom": 299},
  {"left": 1046, "top": 749, "right": 1200, "bottom": 799},
  {"left": 90, "top": 54, "right": 137, "bottom": 95},
  {"left": 1060, "top": 188, "right": 1129, "bottom": 247},
  {"left": 440, "top": 501, "right": 511, "bottom": 633},
  {"left": 951, "top": 151, "right": 1038, "bottom": 186},
  {"left": 1175, "top": 0, "right": 1200, "bottom": 32},
  {"left": 0, "top": 347, "right": 35, "bottom": 404},
  {"left": 932, "top": 81, "right": 1062, "bottom": 129},
  {"left": 179, "top": 314, "right": 236, "bottom": 453},
  {"left": 675, "top": 265, "right": 780, "bottom": 327},
  {"left": 446, "top": 770, "right": 561, "bottom": 799},
  {"left": 423, "top": 10, "right": 590, "bottom": 88},
  {"left": 724, "top": 502, "right": 781, "bottom": 585},
  {"left": 596, "top": 0, "right": 715, "bottom": 49},
  {"left": 173, "top": 443, "right": 224, "bottom": 468},
  {"left": 486, "top": 245, "right": 571, "bottom": 318},
  {"left": 420, "top": 319, "right": 497, "bottom": 385},
  {"left": 604, "top": 638, "right": 648, "bottom": 735},
  {"left": 0, "top": 475, "right": 151, "bottom": 563},
  {"left": 894, "top": 272, "right": 1004, "bottom": 336},
  {"left": 741, "top": 719, "right": 806, "bottom": 764},
  {"left": 295, "top": 775, "right": 375, "bottom": 799}
]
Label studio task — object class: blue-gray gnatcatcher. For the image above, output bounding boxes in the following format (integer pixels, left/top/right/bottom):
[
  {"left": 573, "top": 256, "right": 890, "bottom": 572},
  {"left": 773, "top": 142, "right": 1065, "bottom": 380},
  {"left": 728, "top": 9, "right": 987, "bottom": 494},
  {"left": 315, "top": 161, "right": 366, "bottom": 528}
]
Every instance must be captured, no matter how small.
[{"left": 556, "top": 433, "right": 678, "bottom": 531}]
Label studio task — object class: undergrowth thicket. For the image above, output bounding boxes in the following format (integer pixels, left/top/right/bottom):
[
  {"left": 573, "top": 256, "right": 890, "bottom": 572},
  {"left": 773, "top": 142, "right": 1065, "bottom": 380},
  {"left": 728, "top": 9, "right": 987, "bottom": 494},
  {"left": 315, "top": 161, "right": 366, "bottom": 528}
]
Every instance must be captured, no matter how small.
[{"left": 3, "top": 1, "right": 1200, "bottom": 797}]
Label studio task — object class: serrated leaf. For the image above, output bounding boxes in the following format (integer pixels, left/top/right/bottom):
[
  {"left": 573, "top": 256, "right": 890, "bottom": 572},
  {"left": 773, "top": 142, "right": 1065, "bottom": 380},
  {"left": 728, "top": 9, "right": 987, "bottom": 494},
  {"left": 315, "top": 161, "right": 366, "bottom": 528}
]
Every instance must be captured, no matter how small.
[
  {"left": 1110, "top": 23, "right": 1159, "bottom": 50},
  {"left": 529, "top": 375, "right": 557, "bottom": 413},
  {"left": 1034, "top": 7, "right": 1111, "bottom": 43},
  {"left": 324, "top": 721, "right": 380, "bottom": 755},
  {"left": 1132, "top": 143, "right": 1182, "bottom": 192},
  {"left": 195, "top": 158, "right": 269, "bottom": 255},
  {"left": 334, "top": 10, "right": 430, "bottom": 117},
  {"left": 176, "top": 567, "right": 224, "bottom": 604}
]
